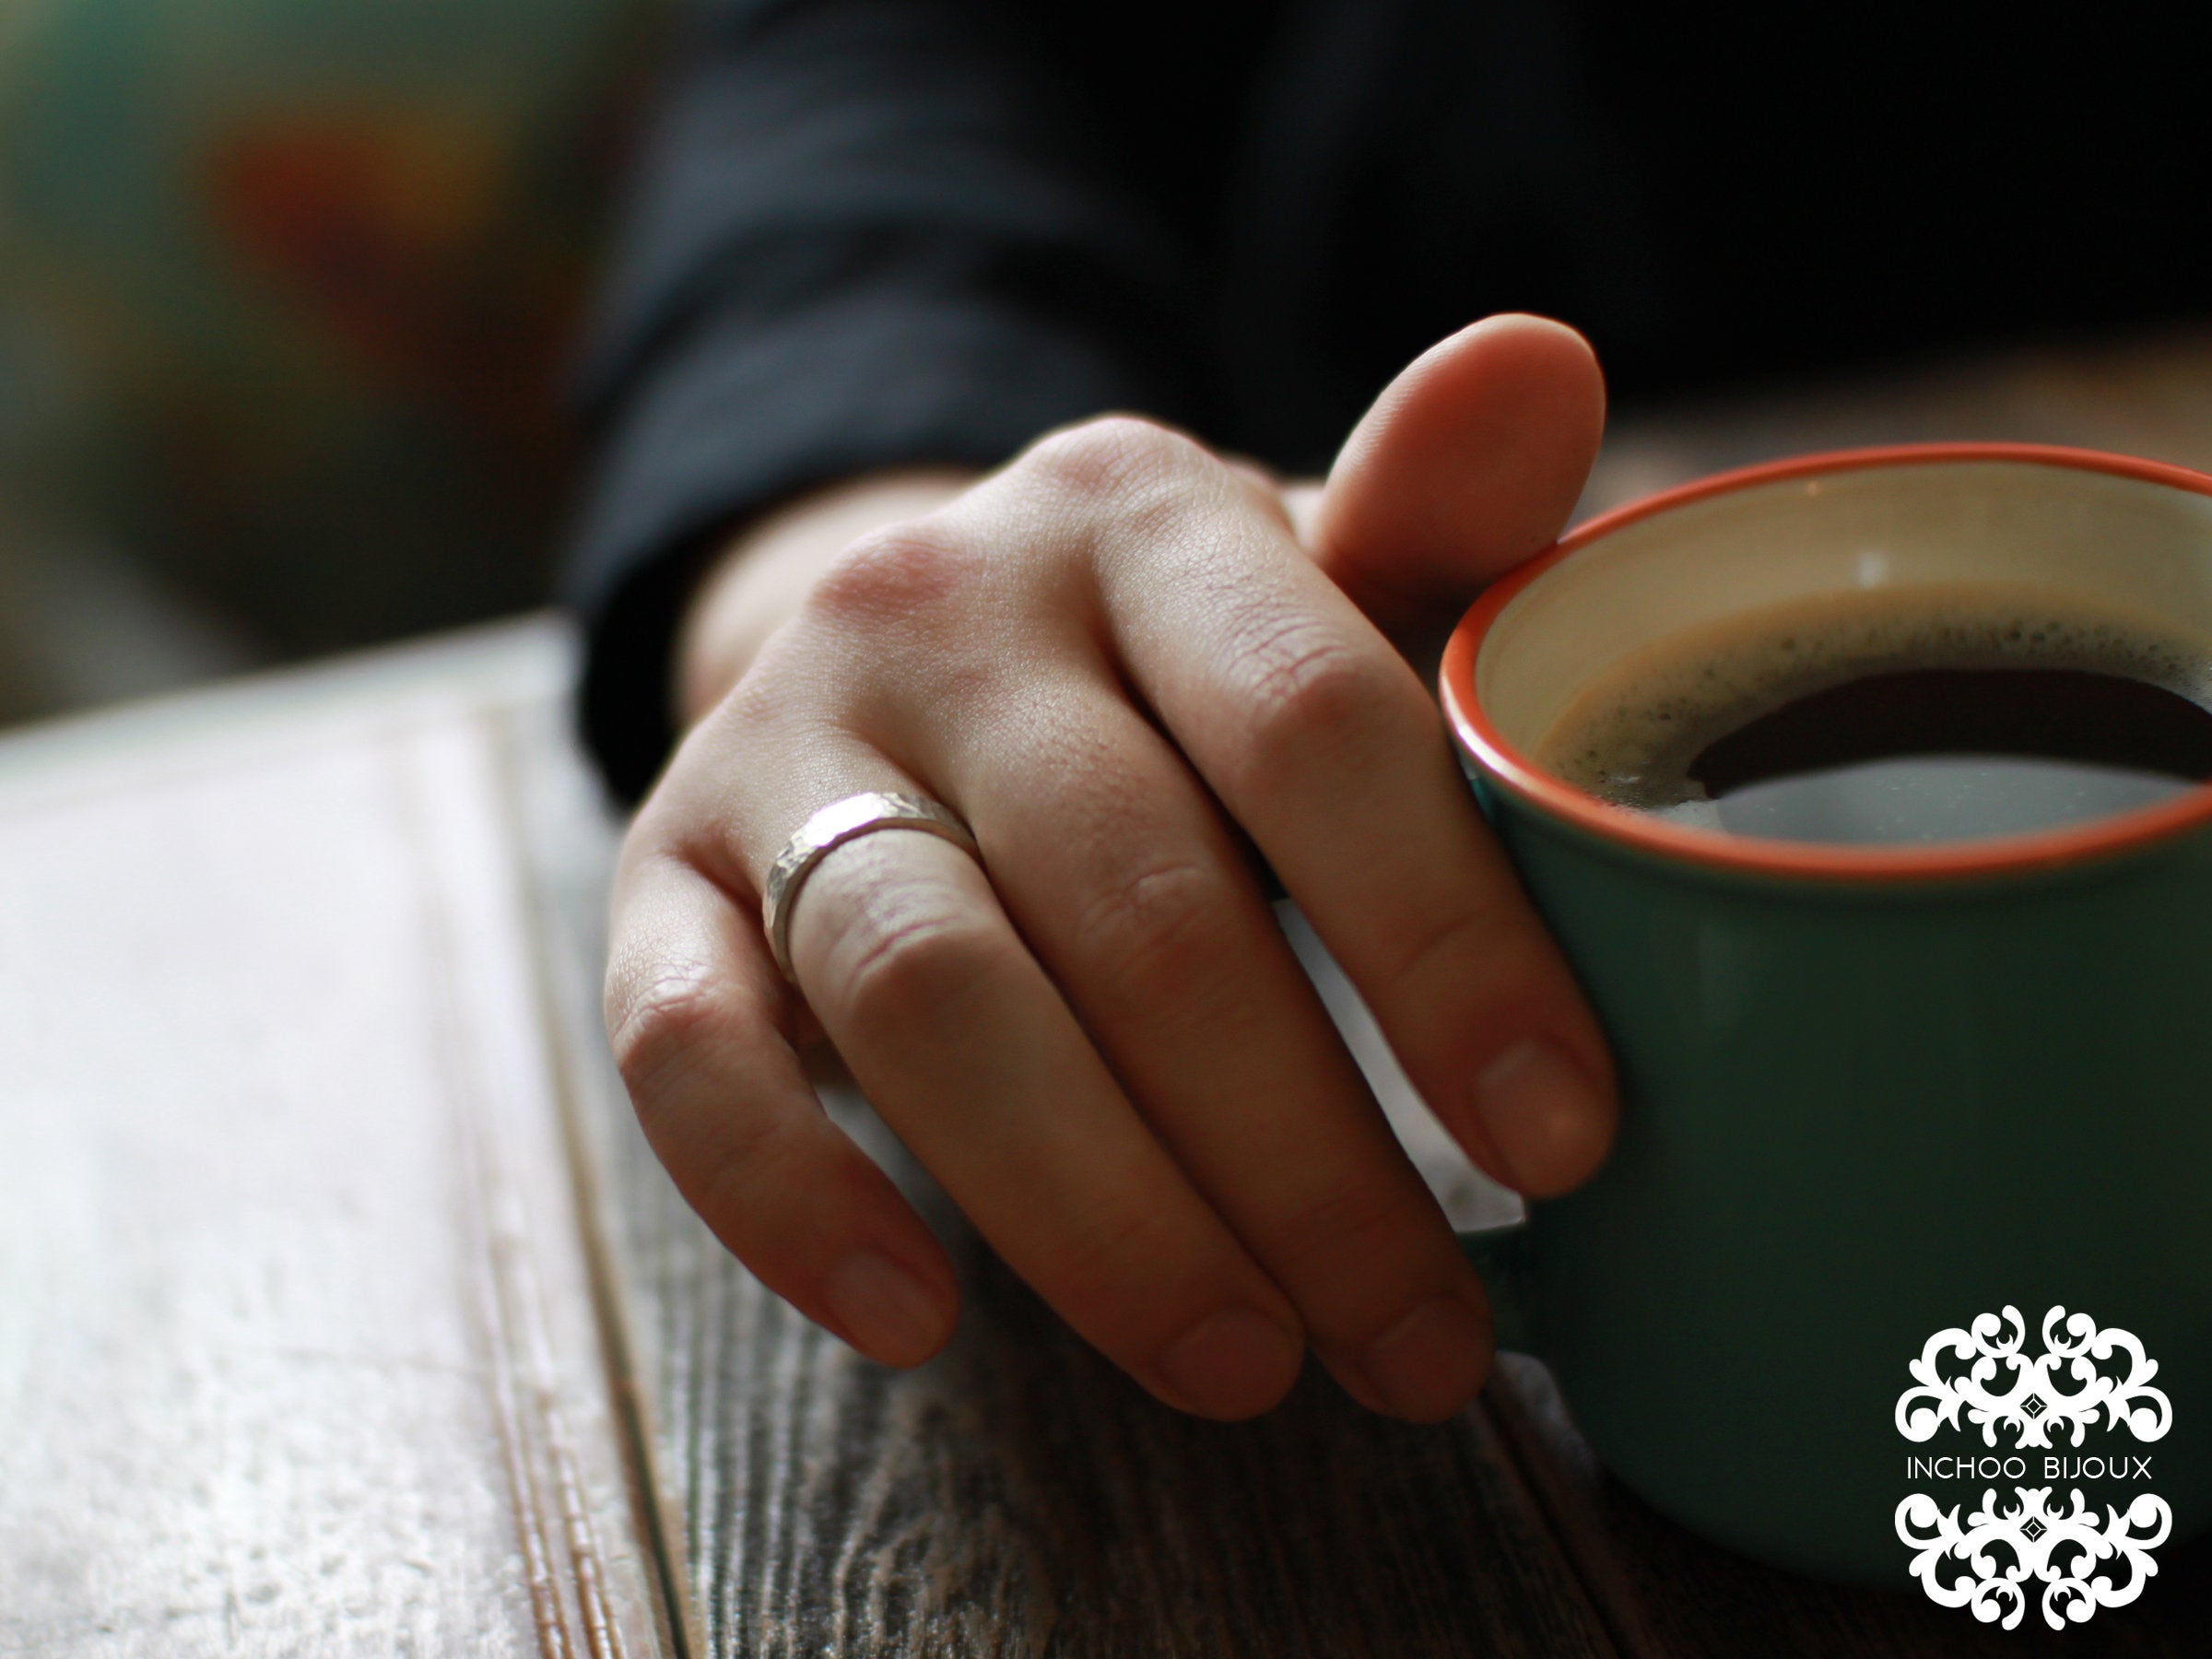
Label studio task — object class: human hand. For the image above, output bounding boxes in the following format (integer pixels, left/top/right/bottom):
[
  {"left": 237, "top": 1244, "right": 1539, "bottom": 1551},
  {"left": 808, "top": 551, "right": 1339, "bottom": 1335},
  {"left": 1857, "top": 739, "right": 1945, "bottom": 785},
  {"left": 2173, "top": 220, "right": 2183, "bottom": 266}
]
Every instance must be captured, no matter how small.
[{"left": 606, "top": 314, "right": 1616, "bottom": 1422}]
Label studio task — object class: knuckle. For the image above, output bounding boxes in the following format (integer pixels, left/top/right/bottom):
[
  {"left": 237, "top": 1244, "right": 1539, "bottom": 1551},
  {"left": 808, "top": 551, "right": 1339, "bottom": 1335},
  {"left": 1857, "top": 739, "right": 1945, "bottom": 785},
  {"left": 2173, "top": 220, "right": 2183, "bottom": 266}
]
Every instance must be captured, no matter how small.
[
  {"left": 1041, "top": 1191, "right": 1203, "bottom": 1323},
  {"left": 606, "top": 963, "right": 741, "bottom": 1101},
  {"left": 1382, "top": 905, "right": 1494, "bottom": 1009},
  {"left": 687, "top": 1108, "right": 810, "bottom": 1234},
  {"left": 1237, "top": 619, "right": 1416, "bottom": 777},
  {"left": 1021, "top": 414, "right": 1204, "bottom": 504},
  {"left": 1386, "top": 904, "right": 1559, "bottom": 1051},
  {"left": 1073, "top": 859, "right": 1229, "bottom": 1003},
  {"left": 806, "top": 517, "right": 984, "bottom": 629},
  {"left": 826, "top": 893, "right": 1012, "bottom": 1044},
  {"left": 1269, "top": 1179, "right": 1426, "bottom": 1288}
]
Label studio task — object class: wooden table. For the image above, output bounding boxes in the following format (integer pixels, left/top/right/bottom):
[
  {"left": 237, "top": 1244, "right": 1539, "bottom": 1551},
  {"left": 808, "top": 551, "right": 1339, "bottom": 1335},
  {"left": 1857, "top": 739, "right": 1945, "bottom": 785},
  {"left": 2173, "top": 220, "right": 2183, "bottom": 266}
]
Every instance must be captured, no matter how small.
[{"left": 10, "top": 332, "right": 2212, "bottom": 1655}]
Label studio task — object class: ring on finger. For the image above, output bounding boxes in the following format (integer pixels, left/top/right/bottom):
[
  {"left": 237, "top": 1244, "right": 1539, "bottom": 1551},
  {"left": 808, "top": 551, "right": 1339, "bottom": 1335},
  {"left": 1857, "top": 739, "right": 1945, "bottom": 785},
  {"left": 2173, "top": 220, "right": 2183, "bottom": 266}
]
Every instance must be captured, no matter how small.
[{"left": 762, "top": 790, "right": 983, "bottom": 983}]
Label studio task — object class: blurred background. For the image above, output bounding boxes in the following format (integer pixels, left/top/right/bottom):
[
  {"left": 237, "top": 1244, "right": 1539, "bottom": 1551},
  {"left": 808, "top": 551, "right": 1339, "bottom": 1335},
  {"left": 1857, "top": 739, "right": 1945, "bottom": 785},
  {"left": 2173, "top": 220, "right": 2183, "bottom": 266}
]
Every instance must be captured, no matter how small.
[
  {"left": 0, "top": 0, "right": 665, "bottom": 727},
  {"left": 14, "top": 3, "right": 2212, "bottom": 739}
]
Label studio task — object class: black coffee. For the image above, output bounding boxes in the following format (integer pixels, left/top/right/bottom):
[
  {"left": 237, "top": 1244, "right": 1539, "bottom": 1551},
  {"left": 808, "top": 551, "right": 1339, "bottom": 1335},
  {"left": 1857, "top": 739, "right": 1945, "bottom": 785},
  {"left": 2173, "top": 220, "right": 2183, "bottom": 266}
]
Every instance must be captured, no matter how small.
[{"left": 1535, "top": 585, "right": 2212, "bottom": 845}]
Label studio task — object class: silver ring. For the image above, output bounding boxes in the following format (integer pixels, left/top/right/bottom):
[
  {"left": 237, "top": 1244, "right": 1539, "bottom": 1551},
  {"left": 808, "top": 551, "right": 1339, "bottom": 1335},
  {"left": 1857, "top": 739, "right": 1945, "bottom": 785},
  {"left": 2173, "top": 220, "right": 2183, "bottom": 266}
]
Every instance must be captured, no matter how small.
[{"left": 762, "top": 790, "right": 982, "bottom": 984}]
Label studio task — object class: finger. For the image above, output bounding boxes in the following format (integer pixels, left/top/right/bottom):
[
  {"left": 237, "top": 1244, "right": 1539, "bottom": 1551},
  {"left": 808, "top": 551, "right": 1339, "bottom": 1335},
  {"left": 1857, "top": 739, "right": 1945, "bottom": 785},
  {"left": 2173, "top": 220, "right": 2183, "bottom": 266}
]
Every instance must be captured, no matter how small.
[
  {"left": 790, "top": 828, "right": 1309, "bottom": 1419},
  {"left": 605, "top": 841, "right": 957, "bottom": 1367},
  {"left": 919, "top": 668, "right": 1496, "bottom": 1420},
  {"left": 1309, "top": 313, "right": 1606, "bottom": 637},
  {"left": 1020, "top": 418, "right": 1617, "bottom": 1198},
  {"left": 678, "top": 695, "right": 1312, "bottom": 1420}
]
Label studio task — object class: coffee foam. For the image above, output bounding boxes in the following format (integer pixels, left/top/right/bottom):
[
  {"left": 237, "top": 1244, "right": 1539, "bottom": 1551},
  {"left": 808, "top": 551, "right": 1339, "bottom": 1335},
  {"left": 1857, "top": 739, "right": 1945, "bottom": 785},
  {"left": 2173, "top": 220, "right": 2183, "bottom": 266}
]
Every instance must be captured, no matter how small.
[{"left": 1534, "top": 582, "right": 2212, "bottom": 811}]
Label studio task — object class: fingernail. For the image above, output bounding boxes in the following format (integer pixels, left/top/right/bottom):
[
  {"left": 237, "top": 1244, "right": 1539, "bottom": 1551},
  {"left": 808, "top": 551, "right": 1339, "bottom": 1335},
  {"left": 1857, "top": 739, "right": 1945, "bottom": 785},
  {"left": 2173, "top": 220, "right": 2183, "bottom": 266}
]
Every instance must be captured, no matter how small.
[
  {"left": 1361, "top": 1296, "right": 1490, "bottom": 1421},
  {"left": 1158, "top": 1307, "right": 1303, "bottom": 1419},
  {"left": 1473, "top": 1038, "right": 1611, "bottom": 1195},
  {"left": 821, "top": 1249, "right": 949, "bottom": 1367}
]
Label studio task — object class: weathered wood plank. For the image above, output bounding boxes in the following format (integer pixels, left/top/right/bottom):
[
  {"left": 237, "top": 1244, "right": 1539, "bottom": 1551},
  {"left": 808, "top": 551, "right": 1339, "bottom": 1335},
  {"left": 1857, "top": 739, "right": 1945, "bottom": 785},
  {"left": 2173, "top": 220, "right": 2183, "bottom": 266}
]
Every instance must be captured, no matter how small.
[
  {"left": 0, "top": 623, "right": 668, "bottom": 1658},
  {"left": 511, "top": 700, "right": 1614, "bottom": 1657}
]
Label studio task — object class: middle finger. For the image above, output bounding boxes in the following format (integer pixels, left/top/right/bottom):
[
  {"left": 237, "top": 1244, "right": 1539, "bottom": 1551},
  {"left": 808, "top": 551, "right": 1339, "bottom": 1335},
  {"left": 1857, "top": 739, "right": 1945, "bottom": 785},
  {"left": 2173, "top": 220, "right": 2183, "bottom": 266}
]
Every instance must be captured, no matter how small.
[
  {"left": 915, "top": 667, "right": 1499, "bottom": 1421},
  {"left": 1030, "top": 420, "right": 1617, "bottom": 1199}
]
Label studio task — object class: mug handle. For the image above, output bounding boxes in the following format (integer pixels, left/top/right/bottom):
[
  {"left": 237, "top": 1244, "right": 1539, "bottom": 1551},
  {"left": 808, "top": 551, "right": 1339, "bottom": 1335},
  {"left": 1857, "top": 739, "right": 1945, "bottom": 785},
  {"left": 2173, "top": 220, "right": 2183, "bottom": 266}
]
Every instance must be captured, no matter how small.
[{"left": 1457, "top": 1223, "right": 1538, "bottom": 1355}]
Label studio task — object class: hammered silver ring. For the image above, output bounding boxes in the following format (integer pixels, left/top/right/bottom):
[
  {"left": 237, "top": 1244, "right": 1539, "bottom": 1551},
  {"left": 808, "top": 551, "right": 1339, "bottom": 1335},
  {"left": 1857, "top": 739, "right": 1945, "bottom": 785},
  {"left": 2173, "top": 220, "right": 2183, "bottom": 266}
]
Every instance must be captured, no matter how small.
[{"left": 761, "top": 791, "right": 982, "bottom": 984}]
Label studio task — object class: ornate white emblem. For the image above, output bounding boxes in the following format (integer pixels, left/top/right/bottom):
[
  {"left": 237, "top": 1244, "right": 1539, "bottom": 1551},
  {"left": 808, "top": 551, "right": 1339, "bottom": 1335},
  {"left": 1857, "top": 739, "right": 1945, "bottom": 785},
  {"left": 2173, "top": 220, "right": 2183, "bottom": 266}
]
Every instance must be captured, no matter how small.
[
  {"left": 1897, "top": 1488, "right": 2169, "bottom": 1630},
  {"left": 1895, "top": 1306, "right": 2172, "bottom": 1630},
  {"left": 1896, "top": 1305, "right": 2171, "bottom": 1450}
]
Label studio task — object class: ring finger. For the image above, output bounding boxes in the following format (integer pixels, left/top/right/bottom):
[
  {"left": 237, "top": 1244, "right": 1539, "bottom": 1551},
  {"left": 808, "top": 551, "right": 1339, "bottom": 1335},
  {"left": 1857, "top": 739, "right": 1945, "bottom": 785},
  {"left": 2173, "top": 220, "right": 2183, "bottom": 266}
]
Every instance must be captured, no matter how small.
[{"left": 695, "top": 727, "right": 1312, "bottom": 1420}]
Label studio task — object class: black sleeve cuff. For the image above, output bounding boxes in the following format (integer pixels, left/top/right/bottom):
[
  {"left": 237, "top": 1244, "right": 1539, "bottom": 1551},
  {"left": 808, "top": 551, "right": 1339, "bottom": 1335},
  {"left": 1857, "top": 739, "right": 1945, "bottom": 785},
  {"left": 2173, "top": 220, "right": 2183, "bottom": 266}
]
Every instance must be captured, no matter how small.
[{"left": 563, "top": 285, "right": 1174, "bottom": 804}]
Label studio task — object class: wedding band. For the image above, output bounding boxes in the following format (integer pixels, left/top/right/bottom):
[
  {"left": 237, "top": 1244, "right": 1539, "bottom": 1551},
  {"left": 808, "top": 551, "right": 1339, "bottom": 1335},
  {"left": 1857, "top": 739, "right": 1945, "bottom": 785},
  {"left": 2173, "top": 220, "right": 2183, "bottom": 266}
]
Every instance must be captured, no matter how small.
[{"left": 762, "top": 790, "right": 982, "bottom": 984}]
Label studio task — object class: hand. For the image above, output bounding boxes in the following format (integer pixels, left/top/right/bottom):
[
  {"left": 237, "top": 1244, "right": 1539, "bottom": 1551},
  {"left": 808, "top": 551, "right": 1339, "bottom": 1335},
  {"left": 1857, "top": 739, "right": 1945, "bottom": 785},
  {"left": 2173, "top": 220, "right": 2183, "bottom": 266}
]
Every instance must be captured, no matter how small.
[{"left": 606, "top": 314, "right": 1617, "bottom": 1422}]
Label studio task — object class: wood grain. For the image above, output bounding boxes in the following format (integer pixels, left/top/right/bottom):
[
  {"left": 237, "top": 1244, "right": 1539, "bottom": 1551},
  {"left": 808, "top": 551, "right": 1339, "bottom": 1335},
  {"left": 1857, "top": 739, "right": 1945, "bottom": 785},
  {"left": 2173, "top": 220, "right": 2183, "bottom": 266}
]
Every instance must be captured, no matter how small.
[
  {"left": 510, "top": 698, "right": 1616, "bottom": 1658},
  {"left": 0, "top": 624, "right": 668, "bottom": 1658}
]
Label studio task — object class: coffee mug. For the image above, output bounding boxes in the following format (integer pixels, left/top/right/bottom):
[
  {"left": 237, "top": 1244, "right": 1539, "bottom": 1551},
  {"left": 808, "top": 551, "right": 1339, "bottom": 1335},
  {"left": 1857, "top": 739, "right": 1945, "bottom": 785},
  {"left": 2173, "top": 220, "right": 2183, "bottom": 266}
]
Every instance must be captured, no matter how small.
[{"left": 1441, "top": 443, "right": 2212, "bottom": 1592}]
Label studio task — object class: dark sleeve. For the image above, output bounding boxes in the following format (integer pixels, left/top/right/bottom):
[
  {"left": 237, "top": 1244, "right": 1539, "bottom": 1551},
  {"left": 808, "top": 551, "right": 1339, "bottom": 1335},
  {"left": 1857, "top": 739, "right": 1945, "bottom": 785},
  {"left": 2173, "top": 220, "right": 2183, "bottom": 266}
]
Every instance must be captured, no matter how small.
[{"left": 562, "top": 0, "right": 1203, "bottom": 803}]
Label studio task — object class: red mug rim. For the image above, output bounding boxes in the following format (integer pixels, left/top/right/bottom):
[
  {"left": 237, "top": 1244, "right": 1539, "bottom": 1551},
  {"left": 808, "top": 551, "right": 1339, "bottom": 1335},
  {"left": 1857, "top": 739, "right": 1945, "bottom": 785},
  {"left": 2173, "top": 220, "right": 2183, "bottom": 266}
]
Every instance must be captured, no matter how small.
[{"left": 1440, "top": 442, "right": 2212, "bottom": 881}]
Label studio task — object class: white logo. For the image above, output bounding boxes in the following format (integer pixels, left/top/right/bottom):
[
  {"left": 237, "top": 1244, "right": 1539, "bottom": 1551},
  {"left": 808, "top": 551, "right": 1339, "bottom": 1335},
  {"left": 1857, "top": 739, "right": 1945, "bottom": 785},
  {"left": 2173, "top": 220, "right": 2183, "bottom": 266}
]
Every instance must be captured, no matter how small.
[{"left": 1894, "top": 1306, "right": 2171, "bottom": 1630}]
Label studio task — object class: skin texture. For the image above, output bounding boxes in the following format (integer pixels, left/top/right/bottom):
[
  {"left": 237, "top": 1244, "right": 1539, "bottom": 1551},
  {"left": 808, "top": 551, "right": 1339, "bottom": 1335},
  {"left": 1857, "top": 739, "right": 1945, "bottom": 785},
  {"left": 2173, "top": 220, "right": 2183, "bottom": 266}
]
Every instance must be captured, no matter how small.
[{"left": 608, "top": 314, "right": 1618, "bottom": 1424}]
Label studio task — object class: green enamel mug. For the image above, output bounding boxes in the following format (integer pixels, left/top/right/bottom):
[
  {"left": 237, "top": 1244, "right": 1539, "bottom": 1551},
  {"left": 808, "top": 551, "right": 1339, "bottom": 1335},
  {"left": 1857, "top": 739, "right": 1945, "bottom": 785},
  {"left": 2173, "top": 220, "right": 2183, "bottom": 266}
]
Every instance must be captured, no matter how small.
[{"left": 1441, "top": 443, "right": 2212, "bottom": 1596}]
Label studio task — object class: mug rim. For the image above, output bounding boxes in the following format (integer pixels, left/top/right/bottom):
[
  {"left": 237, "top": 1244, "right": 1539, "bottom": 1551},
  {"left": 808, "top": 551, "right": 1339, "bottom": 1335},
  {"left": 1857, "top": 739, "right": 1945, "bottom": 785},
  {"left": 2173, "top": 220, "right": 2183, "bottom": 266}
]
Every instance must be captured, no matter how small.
[{"left": 1440, "top": 441, "right": 2212, "bottom": 881}]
